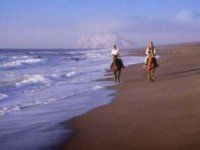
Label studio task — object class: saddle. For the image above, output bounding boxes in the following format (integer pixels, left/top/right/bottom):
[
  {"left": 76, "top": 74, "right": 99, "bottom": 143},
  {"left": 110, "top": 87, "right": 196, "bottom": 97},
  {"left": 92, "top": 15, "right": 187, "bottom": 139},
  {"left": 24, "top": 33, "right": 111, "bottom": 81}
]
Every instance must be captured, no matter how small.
[{"left": 110, "top": 57, "right": 125, "bottom": 70}]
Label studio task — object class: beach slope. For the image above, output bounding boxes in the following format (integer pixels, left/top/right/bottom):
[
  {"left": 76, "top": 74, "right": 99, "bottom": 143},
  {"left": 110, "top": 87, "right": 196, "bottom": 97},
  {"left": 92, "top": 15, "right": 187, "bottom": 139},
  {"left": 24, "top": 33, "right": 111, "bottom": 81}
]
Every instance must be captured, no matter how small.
[{"left": 62, "top": 43, "right": 200, "bottom": 150}]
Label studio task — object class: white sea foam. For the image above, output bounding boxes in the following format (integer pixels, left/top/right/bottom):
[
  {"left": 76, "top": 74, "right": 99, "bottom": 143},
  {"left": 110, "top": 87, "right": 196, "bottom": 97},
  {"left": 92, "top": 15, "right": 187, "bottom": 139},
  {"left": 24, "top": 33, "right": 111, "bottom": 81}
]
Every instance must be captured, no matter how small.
[
  {"left": 0, "top": 98, "right": 60, "bottom": 117},
  {"left": 0, "top": 106, "right": 21, "bottom": 117},
  {"left": 15, "top": 74, "right": 48, "bottom": 87},
  {"left": 1, "top": 56, "right": 43, "bottom": 68},
  {"left": 0, "top": 100, "right": 43, "bottom": 116},
  {"left": 0, "top": 93, "right": 8, "bottom": 100},
  {"left": 85, "top": 52, "right": 105, "bottom": 59},
  {"left": 66, "top": 71, "right": 76, "bottom": 77},
  {"left": 92, "top": 85, "right": 102, "bottom": 90},
  {"left": 0, "top": 107, "right": 9, "bottom": 116},
  {"left": 0, "top": 84, "right": 105, "bottom": 117},
  {"left": 51, "top": 74, "right": 59, "bottom": 78}
]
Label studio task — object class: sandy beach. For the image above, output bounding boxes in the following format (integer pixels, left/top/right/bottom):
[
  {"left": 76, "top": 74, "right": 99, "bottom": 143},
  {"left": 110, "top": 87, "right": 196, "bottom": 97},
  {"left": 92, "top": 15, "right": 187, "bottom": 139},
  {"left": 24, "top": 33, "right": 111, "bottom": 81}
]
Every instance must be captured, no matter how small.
[{"left": 61, "top": 42, "right": 200, "bottom": 150}]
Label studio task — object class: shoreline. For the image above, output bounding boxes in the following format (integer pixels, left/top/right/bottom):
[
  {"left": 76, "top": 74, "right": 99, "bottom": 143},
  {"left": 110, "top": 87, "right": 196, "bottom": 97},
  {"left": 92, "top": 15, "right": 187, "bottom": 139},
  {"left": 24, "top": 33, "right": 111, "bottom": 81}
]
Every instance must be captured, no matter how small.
[
  {"left": 56, "top": 50, "right": 145, "bottom": 149},
  {"left": 60, "top": 42, "right": 200, "bottom": 150},
  {"left": 52, "top": 49, "right": 145, "bottom": 149}
]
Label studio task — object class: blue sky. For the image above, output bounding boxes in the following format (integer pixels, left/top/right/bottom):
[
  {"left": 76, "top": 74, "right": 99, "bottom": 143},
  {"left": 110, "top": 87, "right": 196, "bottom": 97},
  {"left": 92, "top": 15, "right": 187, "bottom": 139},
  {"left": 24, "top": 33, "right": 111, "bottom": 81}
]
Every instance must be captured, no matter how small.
[{"left": 0, "top": 0, "right": 200, "bottom": 48}]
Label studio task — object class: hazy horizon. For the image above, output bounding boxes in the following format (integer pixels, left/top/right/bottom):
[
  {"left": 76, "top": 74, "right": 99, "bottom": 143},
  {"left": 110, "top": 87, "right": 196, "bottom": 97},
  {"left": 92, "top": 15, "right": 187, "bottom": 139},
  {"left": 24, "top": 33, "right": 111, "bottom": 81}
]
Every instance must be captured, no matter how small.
[
  {"left": 1, "top": 41, "right": 200, "bottom": 50},
  {"left": 1, "top": 0, "right": 200, "bottom": 49}
]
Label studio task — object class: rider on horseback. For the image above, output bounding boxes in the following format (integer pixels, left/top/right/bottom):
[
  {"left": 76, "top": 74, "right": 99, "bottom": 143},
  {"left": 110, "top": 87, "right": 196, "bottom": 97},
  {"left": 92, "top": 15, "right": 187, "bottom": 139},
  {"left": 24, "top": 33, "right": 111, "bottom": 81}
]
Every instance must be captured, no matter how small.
[
  {"left": 110, "top": 45, "right": 125, "bottom": 69},
  {"left": 145, "top": 42, "right": 159, "bottom": 82},
  {"left": 111, "top": 45, "right": 119, "bottom": 57},
  {"left": 144, "top": 41, "right": 158, "bottom": 68}
]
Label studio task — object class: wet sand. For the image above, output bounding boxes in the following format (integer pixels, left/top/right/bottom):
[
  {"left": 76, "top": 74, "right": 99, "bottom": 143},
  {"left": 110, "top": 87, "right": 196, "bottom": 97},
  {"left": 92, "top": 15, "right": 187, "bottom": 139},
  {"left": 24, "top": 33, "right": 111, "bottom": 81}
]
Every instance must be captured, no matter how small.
[{"left": 61, "top": 42, "right": 200, "bottom": 150}]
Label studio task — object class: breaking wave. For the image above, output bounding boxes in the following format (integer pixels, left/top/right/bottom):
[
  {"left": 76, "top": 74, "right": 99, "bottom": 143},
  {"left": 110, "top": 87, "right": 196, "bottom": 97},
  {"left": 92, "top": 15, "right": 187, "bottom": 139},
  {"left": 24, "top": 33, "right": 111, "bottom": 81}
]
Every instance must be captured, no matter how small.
[
  {"left": 65, "top": 71, "right": 76, "bottom": 77},
  {"left": 15, "top": 74, "right": 48, "bottom": 87},
  {"left": 0, "top": 93, "right": 8, "bottom": 100},
  {"left": 0, "top": 84, "right": 104, "bottom": 117},
  {"left": 0, "top": 55, "right": 43, "bottom": 68}
]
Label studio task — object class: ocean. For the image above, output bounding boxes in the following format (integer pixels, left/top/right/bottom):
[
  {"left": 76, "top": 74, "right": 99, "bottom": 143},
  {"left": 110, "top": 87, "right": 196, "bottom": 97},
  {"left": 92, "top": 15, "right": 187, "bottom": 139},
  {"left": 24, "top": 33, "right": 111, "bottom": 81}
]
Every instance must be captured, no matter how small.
[{"left": 0, "top": 48, "right": 144, "bottom": 150}]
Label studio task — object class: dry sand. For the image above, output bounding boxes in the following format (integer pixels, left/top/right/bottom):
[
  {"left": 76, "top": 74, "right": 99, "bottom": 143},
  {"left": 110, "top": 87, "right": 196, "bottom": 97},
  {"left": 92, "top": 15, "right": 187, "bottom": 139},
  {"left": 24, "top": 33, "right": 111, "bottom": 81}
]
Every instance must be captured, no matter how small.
[{"left": 61, "top": 43, "right": 200, "bottom": 150}]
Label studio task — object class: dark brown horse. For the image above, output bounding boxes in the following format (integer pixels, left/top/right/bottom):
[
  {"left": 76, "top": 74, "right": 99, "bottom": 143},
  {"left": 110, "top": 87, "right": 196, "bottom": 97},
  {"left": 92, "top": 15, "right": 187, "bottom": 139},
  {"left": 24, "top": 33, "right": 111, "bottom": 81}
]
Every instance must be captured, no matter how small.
[
  {"left": 111, "top": 55, "right": 124, "bottom": 83},
  {"left": 146, "top": 54, "right": 158, "bottom": 82}
]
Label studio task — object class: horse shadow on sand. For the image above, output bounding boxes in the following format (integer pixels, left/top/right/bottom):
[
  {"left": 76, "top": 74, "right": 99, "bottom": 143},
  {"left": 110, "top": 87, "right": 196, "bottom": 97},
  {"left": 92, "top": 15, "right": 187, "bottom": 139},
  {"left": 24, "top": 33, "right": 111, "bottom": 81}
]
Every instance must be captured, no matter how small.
[{"left": 159, "top": 67, "right": 200, "bottom": 79}]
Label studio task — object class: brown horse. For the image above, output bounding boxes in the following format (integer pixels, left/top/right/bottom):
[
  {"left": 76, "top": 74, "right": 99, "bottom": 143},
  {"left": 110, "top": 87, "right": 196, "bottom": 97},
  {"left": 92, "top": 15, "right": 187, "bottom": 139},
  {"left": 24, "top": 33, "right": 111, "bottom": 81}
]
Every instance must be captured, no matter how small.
[
  {"left": 111, "top": 55, "right": 124, "bottom": 83},
  {"left": 146, "top": 53, "right": 158, "bottom": 82}
]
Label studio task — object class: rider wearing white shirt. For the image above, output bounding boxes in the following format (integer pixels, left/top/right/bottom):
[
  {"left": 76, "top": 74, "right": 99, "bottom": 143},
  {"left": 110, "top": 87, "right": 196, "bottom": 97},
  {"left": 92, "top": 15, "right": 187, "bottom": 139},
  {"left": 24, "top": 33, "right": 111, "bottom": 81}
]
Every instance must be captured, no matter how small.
[
  {"left": 111, "top": 45, "right": 120, "bottom": 57},
  {"left": 145, "top": 41, "right": 156, "bottom": 65},
  {"left": 146, "top": 47, "right": 156, "bottom": 56},
  {"left": 110, "top": 45, "right": 125, "bottom": 69}
]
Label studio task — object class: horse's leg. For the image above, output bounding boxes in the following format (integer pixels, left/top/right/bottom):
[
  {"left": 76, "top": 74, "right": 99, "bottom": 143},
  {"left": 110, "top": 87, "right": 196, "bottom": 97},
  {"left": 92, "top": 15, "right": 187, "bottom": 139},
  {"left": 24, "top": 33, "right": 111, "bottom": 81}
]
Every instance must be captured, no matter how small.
[
  {"left": 118, "top": 69, "right": 121, "bottom": 83},
  {"left": 150, "top": 70, "right": 153, "bottom": 82},
  {"left": 150, "top": 69, "right": 154, "bottom": 82},
  {"left": 115, "top": 70, "right": 119, "bottom": 83},
  {"left": 147, "top": 69, "right": 151, "bottom": 82},
  {"left": 116, "top": 71, "right": 119, "bottom": 83},
  {"left": 152, "top": 68, "right": 155, "bottom": 81},
  {"left": 114, "top": 71, "right": 117, "bottom": 83}
]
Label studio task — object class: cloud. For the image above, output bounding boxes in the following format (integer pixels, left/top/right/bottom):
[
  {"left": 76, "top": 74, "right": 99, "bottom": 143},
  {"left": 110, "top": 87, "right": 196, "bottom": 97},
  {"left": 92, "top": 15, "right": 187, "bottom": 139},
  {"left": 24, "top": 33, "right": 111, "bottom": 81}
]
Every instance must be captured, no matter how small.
[
  {"left": 113, "top": 14, "right": 200, "bottom": 46},
  {"left": 174, "top": 10, "right": 198, "bottom": 22}
]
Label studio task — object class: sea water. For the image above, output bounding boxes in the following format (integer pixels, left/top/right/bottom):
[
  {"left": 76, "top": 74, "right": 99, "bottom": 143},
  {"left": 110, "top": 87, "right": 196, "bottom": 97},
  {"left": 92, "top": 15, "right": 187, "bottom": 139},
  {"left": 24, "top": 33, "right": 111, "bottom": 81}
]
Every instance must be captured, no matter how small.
[{"left": 0, "top": 49, "right": 144, "bottom": 150}]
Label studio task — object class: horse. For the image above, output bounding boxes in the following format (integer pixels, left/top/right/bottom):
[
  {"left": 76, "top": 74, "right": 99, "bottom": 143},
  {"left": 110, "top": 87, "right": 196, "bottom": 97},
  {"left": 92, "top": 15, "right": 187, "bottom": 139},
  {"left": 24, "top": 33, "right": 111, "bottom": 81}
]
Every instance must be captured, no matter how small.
[
  {"left": 111, "top": 55, "right": 124, "bottom": 83},
  {"left": 146, "top": 53, "right": 158, "bottom": 82}
]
